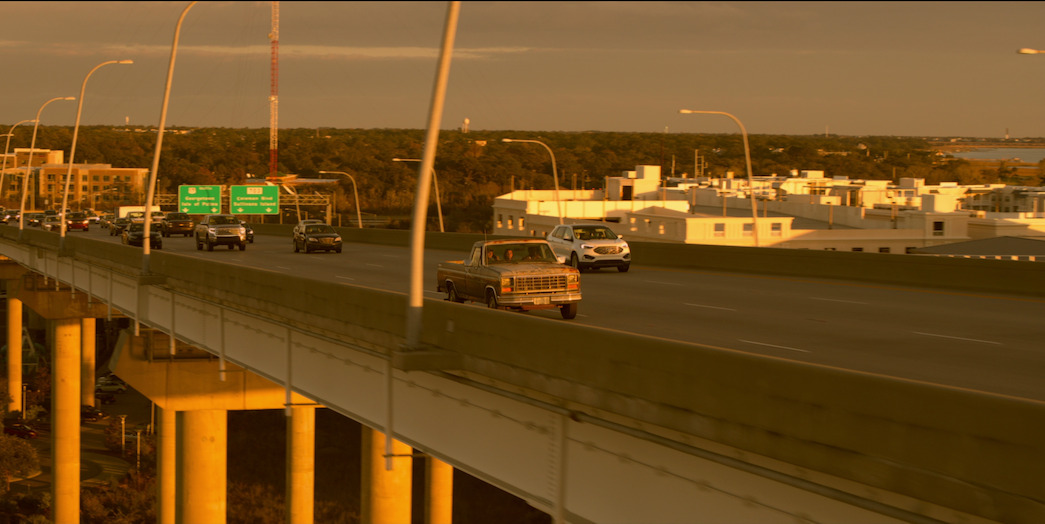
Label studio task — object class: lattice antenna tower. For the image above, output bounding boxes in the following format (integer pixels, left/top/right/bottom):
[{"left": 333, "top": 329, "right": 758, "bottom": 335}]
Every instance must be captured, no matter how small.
[{"left": 269, "top": 1, "right": 279, "bottom": 177}]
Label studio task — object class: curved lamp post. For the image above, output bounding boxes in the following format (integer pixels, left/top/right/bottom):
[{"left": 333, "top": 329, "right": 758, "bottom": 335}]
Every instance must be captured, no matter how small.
[
  {"left": 501, "top": 138, "right": 563, "bottom": 224},
  {"left": 392, "top": 158, "right": 444, "bottom": 232},
  {"left": 1018, "top": 48, "right": 1045, "bottom": 54},
  {"left": 0, "top": 119, "right": 36, "bottom": 203},
  {"left": 677, "top": 109, "right": 761, "bottom": 248},
  {"left": 19, "top": 97, "right": 75, "bottom": 234},
  {"left": 60, "top": 59, "right": 133, "bottom": 247},
  {"left": 318, "top": 170, "right": 363, "bottom": 228},
  {"left": 143, "top": 1, "right": 197, "bottom": 273}
]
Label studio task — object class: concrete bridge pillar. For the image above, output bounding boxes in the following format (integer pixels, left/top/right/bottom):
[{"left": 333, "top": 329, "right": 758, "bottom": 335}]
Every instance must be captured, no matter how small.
[
  {"left": 81, "top": 317, "right": 96, "bottom": 406},
  {"left": 425, "top": 456, "right": 453, "bottom": 524},
  {"left": 176, "top": 409, "right": 228, "bottom": 524},
  {"left": 287, "top": 406, "right": 316, "bottom": 524},
  {"left": 5, "top": 296, "right": 21, "bottom": 415},
  {"left": 362, "top": 426, "right": 413, "bottom": 524},
  {"left": 158, "top": 405, "right": 176, "bottom": 524},
  {"left": 50, "top": 318, "right": 81, "bottom": 524}
]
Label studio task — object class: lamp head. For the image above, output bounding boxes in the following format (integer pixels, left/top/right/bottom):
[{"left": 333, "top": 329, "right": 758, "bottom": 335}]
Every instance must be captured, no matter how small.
[{"left": 1018, "top": 48, "right": 1041, "bottom": 55}]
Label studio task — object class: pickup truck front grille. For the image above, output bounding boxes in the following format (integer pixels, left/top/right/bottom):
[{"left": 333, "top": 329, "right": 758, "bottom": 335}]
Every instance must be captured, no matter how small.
[{"left": 515, "top": 275, "right": 567, "bottom": 292}]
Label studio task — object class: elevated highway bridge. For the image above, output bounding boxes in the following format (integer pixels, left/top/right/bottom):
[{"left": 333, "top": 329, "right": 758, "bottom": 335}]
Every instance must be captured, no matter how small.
[{"left": 0, "top": 224, "right": 1041, "bottom": 523}]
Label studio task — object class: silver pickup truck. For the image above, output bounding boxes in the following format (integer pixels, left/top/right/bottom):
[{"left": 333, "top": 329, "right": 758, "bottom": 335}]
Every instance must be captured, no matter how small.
[{"left": 436, "top": 239, "right": 581, "bottom": 319}]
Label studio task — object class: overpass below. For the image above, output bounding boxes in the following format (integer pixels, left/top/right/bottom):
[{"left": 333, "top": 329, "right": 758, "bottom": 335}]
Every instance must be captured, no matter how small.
[{"left": 0, "top": 225, "right": 1042, "bottom": 523}]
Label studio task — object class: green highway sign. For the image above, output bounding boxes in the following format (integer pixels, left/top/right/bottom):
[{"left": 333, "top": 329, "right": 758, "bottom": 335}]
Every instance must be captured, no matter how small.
[
  {"left": 230, "top": 185, "right": 280, "bottom": 215},
  {"left": 178, "top": 185, "right": 222, "bottom": 214}
]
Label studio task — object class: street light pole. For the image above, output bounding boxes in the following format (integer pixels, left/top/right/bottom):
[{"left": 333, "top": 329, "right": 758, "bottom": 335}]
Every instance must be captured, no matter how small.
[
  {"left": 678, "top": 109, "right": 761, "bottom": 248},
  {"left": 318, "top": 170, "right": 363, "bottom": 228},
  {"left": 392, "top": 158, "right": 444, "bottom": 232},
  {"left": 19, "top": 97, "right": 76, "bottom": 236},
  {"left": 501, "top": 138, "right": 563, "bottom": 224},
  {"left": 0, "top": 119, "right": 36, "bottom": 204},
  {"left": 60, "top": 59, "right": 133, "bottom": 248},
  {"left": 143, "top": 1, "right": 197, "bottom": 274}
]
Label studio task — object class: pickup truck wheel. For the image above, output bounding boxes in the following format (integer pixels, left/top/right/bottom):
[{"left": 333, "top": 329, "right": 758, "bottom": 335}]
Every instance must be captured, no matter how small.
[
  {"left": 293, "top": 240, "right": 299, "bottom": 253},
  {"left": 206, "top": 241, "right": 214, "bottom": 252},
  {"left": 486, "top": 290, "right": 499, "bottom": 309},
  {"left": 560, "top": 303, "right": 578, "bottom": 319},
  {"left": 196, "top": 237, "right": 202, "bottom": 250},
  {"left": 447, "top": 284, "right": 464, "bottom": 303},
  {"left": 239, "top": 242, "right": 246, "bottom": 251}
]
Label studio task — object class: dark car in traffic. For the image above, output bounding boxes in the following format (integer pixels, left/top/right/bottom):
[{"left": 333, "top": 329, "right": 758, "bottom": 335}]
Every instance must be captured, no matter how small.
[
  {"left": 109, "top": 217, "right": 132, "bottom": 236},
  {"left": 3, "top": 423, "right": 37, "bottom": 439},
  {"left": 161, "top": 212, "right": 194, "bottom": 237},
  {"left": 293, "top": 223, "right": 342, "bottom": 253},
  {"left": 122, "top": 222, "right": 163, "bottom": 249},
  {"left": 240, "top": 221, "right": 254, "bottom": 243},
  {"left": 81, "top": 405, "right": 108, "bottom": 423}
]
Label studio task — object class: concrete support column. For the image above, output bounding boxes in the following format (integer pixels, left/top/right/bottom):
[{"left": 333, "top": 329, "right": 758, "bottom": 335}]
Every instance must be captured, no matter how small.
[
  {"left": 176, "top": 409, "right": 227, "bottom": 524},
  {"left": 81, "top": 317, "right": 96, "bottom": 406},
  {"left": 6, "top": 297, "right": 21, "bottom": 415},
  {"left": 51, "top": 318, "right": 81, "bottom": 524},
  {"left": 287, "top": 406, "right": 316, "bottom": 524},
  {"left": 361, "top": 426, "right": 413, "bottom": 524},
  {"left": 158, "top": 406, "right": 176, "bottom": 524},
  {"left": 425, "top": 457, "right": 453, "bottom": 524}
]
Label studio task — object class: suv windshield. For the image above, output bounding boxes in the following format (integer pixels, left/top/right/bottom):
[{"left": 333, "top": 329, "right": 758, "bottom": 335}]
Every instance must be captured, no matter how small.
[
  {"left": 208, "top": 216, "right": 238, "bottom": 225},
  {"left": 573, "top": 226, "right": 617, "bottom": 240}
]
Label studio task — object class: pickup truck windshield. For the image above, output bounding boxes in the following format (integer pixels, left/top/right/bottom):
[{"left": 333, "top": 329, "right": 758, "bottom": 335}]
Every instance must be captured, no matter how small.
[{"left": 486, "top": 244, "right": 556, "bottom": 263}]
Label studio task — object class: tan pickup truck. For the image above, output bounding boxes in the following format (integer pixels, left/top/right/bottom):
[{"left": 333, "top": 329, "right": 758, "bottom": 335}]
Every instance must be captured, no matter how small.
[{"left": 436, "top": 239, "right": 582, "bottom": 319}]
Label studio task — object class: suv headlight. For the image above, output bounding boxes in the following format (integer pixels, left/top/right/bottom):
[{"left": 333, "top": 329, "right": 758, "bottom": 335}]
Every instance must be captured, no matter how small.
[{"left": 580, "top": 243, "right": 594, "bottom": 250}]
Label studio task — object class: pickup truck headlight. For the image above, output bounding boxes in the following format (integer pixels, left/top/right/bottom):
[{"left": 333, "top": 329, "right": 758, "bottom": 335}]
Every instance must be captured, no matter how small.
[
  {"left": 500, "top": 277, "right": 513, "bottom": 293},
  {"left": 567, "top": 273, "right": 579, "bottom": 290}
]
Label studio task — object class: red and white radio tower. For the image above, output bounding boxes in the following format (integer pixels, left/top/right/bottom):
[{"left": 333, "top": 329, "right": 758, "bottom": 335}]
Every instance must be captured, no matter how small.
[{"left": 268, "top": 1, "right": 279, "bottom": 178}]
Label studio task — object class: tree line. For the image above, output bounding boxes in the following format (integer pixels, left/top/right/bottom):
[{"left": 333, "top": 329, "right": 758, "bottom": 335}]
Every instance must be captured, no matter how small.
[{"left": 12, "top": 126, "right": 1037, "bottom": 232}]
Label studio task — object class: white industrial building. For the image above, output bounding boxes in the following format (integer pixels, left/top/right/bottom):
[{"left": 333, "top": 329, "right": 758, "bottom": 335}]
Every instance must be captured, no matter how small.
[{"left": 492, "top": 165, "right": 1045, "bottom": 256}]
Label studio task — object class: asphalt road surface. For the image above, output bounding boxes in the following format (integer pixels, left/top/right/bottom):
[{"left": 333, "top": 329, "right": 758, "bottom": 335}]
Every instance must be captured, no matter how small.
[{"left": 62, "top": 224, "right": 1045, "bottom": 402}]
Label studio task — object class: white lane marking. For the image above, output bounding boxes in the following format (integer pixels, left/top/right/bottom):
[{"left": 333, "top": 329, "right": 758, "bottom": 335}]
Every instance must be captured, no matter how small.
[
  {"left": 913, "top": 332, "right": 1001, "bottom": 345},
  {"left": 685, "top": 303, "right": 737, "bottom": 311},
  {"left": 644, "top": 280, "right": 683, "bottom": 286},
  {"left": 739, "top": 340, "right": 811, "bottom": 353},
  {"left": 810, "top": 297, "right": 867, "bottom": 305},
  {"left": 335, "top": 276, "right": 355, "bottom": 281}
]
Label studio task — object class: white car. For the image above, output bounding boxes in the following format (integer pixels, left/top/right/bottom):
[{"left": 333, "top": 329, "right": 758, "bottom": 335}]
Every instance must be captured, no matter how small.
[{"left": 546, "top": 223, "right": 631, "bottom": 272}]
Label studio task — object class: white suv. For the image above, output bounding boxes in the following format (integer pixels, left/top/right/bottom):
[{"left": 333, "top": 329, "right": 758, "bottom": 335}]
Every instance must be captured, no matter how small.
[{"left": 546, "top": 223, "right": 631, "bottom": 272}]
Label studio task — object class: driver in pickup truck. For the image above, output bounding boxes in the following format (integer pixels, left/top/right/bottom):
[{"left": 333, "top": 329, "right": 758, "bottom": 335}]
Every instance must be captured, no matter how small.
[{"left": 486, "top": 250, "right": 499, "bottom": 263}]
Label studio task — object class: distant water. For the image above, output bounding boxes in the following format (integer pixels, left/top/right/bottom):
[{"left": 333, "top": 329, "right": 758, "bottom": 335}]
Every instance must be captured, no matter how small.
[{"left": 947, "top": 148, "right": 1045, "bottom": 163}]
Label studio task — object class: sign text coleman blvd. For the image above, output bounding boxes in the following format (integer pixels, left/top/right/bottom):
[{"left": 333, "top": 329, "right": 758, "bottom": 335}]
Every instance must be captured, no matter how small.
[{"left": 230, "top": 185, "right": 280, "bottom": 215}]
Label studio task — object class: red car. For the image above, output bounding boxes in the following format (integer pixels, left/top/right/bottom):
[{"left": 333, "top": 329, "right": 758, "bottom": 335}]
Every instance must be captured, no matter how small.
[
  {"left": 65, "top": 212, "right": 89, "bottom": 231},
  {"left": 4, "top": 423, "right": 38, "bottom": 439}
]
